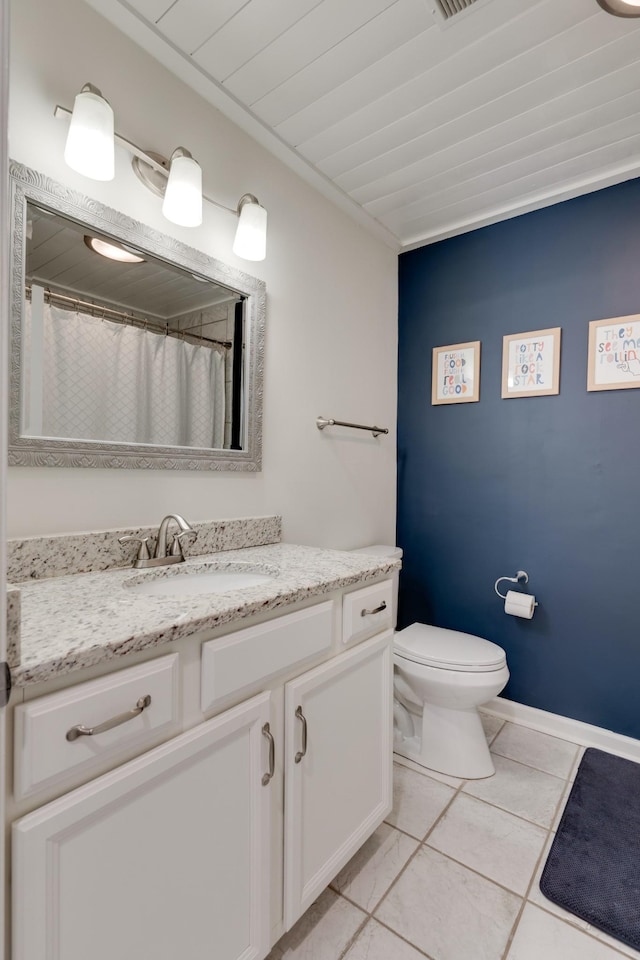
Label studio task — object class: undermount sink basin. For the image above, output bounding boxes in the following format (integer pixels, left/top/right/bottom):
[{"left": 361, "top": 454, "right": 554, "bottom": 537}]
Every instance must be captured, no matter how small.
[{"left": 123, "top": 563, "right": 276, "bottom": 598}]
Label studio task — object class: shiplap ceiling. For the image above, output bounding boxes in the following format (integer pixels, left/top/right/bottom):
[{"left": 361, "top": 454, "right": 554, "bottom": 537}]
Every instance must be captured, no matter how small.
[{"left": 85, "top": 0, "right": 640, "bottom": 249}]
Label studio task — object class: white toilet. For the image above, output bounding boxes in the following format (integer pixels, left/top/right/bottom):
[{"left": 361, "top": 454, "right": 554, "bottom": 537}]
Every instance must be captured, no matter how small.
[{"left": 352, "top": 545, "right": 509, "bottom": 780}]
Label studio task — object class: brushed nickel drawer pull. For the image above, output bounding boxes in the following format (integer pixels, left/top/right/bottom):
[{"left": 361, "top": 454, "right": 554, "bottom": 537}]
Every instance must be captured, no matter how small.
[
  {"left": 361, "top": 601, "right": 387, "bottom": 617},
  {"left": 262, "top": 723, "right": 275, "bottom": 786},
  {"left": 66, "top": 695, "right": 152, "bottom": 742},
  {"left": 294, "top": 705, "right": 308, "bottom": 763}
]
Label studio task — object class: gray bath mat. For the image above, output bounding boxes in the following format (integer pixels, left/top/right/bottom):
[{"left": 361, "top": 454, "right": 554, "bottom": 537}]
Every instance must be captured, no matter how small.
[{"left": 540, "top": 747, "right": 640, "bottom": 952}]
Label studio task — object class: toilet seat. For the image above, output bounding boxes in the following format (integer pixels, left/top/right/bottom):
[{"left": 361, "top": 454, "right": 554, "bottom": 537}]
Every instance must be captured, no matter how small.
[{"left": 394, "top": 622, "right": 506, "bottom": 673}]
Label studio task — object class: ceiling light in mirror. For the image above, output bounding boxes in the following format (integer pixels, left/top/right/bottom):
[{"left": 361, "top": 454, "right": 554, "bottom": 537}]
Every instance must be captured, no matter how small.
[
  {"left": 64, "top": 84, "right": 115, "bottom": 181},
  {"left": 84, "top": 236, "right": 146, "bottom": 263}
]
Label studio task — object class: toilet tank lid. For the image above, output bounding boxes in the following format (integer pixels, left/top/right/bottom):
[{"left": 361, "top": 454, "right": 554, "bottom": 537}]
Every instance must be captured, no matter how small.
[
  {"left": 352, "top": 544, "right": 403, "bottom": 559},
  {"left": 394, "top": 623, "right": 506, "bottom": 671}
]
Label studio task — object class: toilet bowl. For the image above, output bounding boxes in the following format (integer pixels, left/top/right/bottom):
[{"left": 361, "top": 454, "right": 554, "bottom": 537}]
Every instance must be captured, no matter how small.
[
  {"left": 393, "top": 622, "right": 509, "bottom": 779},
  {"left": 350, "top": 545, "right": 508, "bottom": 780}
]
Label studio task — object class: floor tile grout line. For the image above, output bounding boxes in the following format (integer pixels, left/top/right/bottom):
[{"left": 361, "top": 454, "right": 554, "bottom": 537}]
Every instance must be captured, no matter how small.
[
  {"left": 490, "top": 743, "right": 580, "bottom": 781},
  {"left": 369, "top": 778, "right": 468, "bottom": 928},
  {"left": 499, "top": 739, "right": 587, "bottom": 960},
  {"left": 485, "top": 717, "right": 506, "bottom": 744},
  {"left": 371, "top": 915, "right": 438, "bottom": 960},
  {"left": 480, "top": 711, "right": 589, "bottom": 752},
  {"left": 490, "top": 719, "right": 584, "bottom": 751},
  {"left": 334, "top": 909, "right": 369, "bottom": 960},
  {"left": 421, "top": 841, "right": 539, "bottom": 901},
  {"left": 382, "top": 722, "right": 579, "bottom": 960},
  {"left": 527, "top": 899, "right": 640, "bottom": 959},
  {"left": 498, "top": 822, "right": 554, "bottom": 960},
  {"left": 388, "top": 766, "right": 567, "bottom": 834},
  {"left": 333, "top": 893, "right": 437, "bottom": 960},
  {"left": 481, "top": 750, "right": 571, "bottom": 783}
]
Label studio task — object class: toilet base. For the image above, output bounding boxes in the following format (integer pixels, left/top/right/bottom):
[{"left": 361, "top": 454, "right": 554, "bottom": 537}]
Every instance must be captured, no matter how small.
[{"left": 394, "top": 702, "right": 495, "bottom": 780}]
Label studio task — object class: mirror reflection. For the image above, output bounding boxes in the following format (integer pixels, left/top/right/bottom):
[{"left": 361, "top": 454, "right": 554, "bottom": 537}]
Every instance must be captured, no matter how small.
[{"left": 22, "top": 202, "right": 245, "bottom": 451}]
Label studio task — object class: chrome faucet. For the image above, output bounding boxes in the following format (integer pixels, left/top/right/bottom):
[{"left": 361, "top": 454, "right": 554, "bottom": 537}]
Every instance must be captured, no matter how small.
[
  {"left": 155, "top": 514, "right": 197, "bottom": 560},
  {"left": 119, "top": 514, "right": 198, "bottom": 569}
]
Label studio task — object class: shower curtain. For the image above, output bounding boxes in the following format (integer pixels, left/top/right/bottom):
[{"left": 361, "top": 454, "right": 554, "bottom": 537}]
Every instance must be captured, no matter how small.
[{"left": 24, "top": 302, "right": 226, "bottom": 449}]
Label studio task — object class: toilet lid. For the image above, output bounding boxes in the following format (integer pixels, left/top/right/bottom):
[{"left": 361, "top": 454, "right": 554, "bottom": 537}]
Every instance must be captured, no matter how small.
[{"left": 394, "top": 622, "right": 506, "bottom": 672}]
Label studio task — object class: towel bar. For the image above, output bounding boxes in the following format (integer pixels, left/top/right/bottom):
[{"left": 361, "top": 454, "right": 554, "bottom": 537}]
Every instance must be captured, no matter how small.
[{"left": 316, "top": 416, "right": 389, "bottom": 438}]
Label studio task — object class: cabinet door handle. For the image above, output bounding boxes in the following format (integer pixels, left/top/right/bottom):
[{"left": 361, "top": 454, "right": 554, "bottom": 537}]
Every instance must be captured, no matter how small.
[
  {"left": 361, "top": 601, "right": 387, "bottom": 617},
  {"left": 294, "top": 705, "right": 308, "bottom": 764},
  {"left": 66, "top": 695, "right": 152, "bottom": 742},
  {"left": 262, "top": 723, "right": 275, "bottom": 786}
]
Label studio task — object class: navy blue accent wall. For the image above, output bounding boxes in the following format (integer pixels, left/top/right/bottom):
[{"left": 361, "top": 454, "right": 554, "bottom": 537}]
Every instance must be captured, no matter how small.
[{"left": 397, "top": 179, "right": 640, "bottom": 738}]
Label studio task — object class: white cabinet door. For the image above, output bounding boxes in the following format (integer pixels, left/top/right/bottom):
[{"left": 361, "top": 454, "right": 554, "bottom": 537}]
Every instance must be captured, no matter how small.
[
  {"left": 13, "top": 692, "right": 273, "bottom": 960},
  {"left": 283, "top": 631, "right": 393, "bottom": 928}
]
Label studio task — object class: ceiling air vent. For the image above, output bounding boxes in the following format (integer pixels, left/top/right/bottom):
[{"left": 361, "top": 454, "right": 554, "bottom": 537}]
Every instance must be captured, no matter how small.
[{"left": 427, "top": 0, "right": 492, "bottom": 26}]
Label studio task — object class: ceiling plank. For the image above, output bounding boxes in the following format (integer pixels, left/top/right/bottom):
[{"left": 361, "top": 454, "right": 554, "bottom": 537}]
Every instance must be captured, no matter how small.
[
  {"left": 298, "top": 0, "right": 595, "bottom": 165},
  {"left": 397, "top": 135, "right": 640, "bottom": 241},
  {"left": 275, "top": 0, "right": 542, "bottom": 148},
  {"left": 383, "top": 112, "right": 640, "bottom": 232},
  {"left": 192, "top": 0, "right": 325, "bottom": 80},
  {"left": 155, "top": 0, "right": 250, "bottom": 56},
  {"left": 125, "top": 0, "right": 176, "bottom": 22},
  {"left": 361, "top": 66, "right": 640, "bottom": 215},
  {"left": 251, "top": 0, "right": 429, "bottom": 129},
  {"left": 331, "top": 19, "right": 640, "bottom": 194},
  {"left": 220, "top": 0, "right": 399, "bottom": 105}
]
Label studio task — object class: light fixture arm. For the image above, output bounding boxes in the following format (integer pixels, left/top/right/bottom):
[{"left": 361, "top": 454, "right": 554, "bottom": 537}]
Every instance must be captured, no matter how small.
[
  {"left": 237, "top": 193, "right": 261, "bottom": 215},
  {"left": 54, "top": 104, "right": 239, "bottom": 217}
]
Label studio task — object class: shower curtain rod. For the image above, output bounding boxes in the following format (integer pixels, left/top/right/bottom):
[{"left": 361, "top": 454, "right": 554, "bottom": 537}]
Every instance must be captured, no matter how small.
[{"left": 24, "top": 285, "right": 233, "bottom": 350}]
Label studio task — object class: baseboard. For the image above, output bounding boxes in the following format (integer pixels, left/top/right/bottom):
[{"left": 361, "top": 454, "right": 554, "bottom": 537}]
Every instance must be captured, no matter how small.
[{"left": 483, "top": 697, "right": 640, "bottom": 764}]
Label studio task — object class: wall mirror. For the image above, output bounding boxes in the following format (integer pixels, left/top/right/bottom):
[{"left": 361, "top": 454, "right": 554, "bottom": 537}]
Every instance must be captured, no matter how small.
[{"left": 8, "top": 161, "right": 265, "bottom": 470}]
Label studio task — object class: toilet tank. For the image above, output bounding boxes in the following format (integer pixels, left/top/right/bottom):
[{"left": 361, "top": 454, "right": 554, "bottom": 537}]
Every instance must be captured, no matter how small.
[{"left": 351, "top": 545, "right": 403, "bottom": 628}]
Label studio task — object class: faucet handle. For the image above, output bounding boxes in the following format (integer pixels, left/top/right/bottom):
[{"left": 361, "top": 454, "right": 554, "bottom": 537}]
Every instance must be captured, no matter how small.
[
  {"left": 118, "top": 535, "right": 151, "bottom": 563},
  {"left": 169, "top": 529, "right": 198, "bottom": 559}
]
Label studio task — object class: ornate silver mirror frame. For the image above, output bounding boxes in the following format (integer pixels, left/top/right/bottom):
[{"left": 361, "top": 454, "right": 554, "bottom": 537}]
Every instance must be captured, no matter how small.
[{"left": 8, "top": 161, "right": 265, "bottom": 471}]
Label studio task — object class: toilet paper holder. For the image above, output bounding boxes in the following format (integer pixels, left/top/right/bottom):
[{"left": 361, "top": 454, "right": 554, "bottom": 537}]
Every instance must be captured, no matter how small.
[{"left": 494, "top": 570, "right": 531, "bottom": 600}]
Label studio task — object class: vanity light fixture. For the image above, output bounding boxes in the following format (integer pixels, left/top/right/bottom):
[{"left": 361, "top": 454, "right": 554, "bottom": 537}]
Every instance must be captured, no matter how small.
[
  {"left": 56, "top": 84, "right": 268, "bottom": 261},
  {"left": 84, "top": 236, "right": 146, "bottom": 263},
  {"left": 233, "top": 195, "right": 268, "bottom": 262},
  {"left": 161, "top": 148, "right": 203, "bottom": 228},
  {"left": 596, "top": 0, "right": 640, "bottom": 14},
  {"left": 63, "top": 84, "right": 115, "bottom": 181}
]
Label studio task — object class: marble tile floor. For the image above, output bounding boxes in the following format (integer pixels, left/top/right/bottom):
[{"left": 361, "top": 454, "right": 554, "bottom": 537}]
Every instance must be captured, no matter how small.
[{"left": 267, "top": 711, "right": 640, "bottom": 960}]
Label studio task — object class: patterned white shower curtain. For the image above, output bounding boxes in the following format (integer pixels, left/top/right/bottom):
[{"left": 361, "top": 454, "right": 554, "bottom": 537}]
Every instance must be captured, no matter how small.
[{"left": 24, "top": 303, "right": 226, "bottom": 448}]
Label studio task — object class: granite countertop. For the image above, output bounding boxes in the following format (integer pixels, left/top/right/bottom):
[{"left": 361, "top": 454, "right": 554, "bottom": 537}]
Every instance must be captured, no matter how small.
[{"left": 10, "top": 543, "right": 401, "bottom": 688}]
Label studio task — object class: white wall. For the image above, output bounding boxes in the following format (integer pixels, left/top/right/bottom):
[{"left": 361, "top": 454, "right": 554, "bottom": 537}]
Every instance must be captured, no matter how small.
[{"left": 7, "top": 0, "right": 398, "bottom": 549}]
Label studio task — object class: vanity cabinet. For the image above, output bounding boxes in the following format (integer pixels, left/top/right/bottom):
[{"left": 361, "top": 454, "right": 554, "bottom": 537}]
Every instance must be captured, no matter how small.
[
  {"left": 13, "top": 692, "right": 273, "bottom": 960},
  {"left": 283, "top": 632, "right": 393, "bottom": 927},
  {"left": 11, "top": 584, "right": 393, "bottom": 960}
]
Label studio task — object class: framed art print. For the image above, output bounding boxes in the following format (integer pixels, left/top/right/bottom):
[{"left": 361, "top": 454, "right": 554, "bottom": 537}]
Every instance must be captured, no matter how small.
[
  {"left": 587, "top": 315, "right": 640, "bottom": 392},
  {"left": 432, "top": 341, "right": 480, "bottom": 405},
  {"left": 501, "top": 327, "right": 561, "bottom": 399}
]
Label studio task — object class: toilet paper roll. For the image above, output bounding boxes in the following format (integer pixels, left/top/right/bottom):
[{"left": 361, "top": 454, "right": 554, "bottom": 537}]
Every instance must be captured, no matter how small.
[{"left": 504, "top": 590, "right": 536, "bottom": 619}]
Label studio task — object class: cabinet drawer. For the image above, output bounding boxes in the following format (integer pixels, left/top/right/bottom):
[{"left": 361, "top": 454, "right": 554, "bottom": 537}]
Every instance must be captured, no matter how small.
[
  {"left": 14, "top": 654, "right": 180, "bottom": 800},
  {"left": 342, "top": 580, "right": 393, "bottom": 646},
  {"left": 201, "top": 601, "right": 333, "bottom": 712}
]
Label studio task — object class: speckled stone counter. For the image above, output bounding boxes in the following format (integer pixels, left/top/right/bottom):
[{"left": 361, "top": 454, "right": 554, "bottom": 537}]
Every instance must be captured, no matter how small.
[
  {"left": 11, "top": 543, "right": 401, "bottom": 688},
  {"left": 7, "top": 515, "right": 282, "bottom": 582},
  {"left": 6, "top": 587, "right": 21, "bottom": 669}
]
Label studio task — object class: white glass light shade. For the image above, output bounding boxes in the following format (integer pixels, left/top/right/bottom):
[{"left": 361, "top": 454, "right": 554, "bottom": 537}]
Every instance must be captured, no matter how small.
[
  {"left": 64, "top": 89, "right": 115, "bottom": 181},
  {"left": 162, "top": 152, "right": 203, "bottom": 227},
  {"left": 597, "top": 0, "right": 640, "bottom": 13},
  {"left": 233, "top": 199, "right": 267, "bottom": 261}
]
